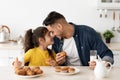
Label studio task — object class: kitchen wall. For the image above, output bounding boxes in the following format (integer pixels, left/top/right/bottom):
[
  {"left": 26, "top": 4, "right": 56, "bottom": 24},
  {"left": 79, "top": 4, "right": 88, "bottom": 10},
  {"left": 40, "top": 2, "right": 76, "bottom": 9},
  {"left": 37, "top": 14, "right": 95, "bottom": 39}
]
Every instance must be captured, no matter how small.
[{"left": 0, "top": 0, "right": 120, "bottom": 42}]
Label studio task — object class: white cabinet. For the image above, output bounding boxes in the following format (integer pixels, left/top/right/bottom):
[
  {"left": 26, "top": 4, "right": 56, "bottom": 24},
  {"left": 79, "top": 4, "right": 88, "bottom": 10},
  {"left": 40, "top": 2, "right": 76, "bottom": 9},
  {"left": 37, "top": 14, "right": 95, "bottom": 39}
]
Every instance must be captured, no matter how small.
[
  {"left": 113, "top": 51, "right": 120, "bottom": 66},
  {"left": 98, "top": 0, "right": 120, "bottom": 10},
  {"left": 0, "top": 49, "right": 21, "bottom": 66},
  {"left": 0, "top": 43, "right": 23, "bottom": 66},
  {"left": 0, "top": 50, "right": 9, "bottom": 66},
  {"left": 106, "top": 43, "right": 120, "bottom": 66}
]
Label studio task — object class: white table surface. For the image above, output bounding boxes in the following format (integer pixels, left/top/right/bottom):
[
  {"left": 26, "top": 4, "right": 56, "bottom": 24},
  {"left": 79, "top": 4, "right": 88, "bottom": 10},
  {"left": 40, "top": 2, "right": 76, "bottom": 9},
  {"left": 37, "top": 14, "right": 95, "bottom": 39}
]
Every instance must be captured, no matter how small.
[{"left": 0, "top": 66, "right": 120, "bottom": 80}]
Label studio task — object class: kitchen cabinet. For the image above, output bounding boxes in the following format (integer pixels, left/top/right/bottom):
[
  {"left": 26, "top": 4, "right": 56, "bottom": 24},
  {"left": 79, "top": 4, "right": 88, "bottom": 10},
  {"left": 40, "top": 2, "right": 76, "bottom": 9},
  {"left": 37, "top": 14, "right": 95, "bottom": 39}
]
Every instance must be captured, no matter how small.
[
  {"left": 0, "top": 50, "right": 9, "bottom": 66},
  {"left": 0, "top": 49, "right": 21, "bottom": 66},
  {"left": 0, "top": 43, "right": 23, "bottom": 66},
  {"left": 106, "top": 43, "right": 120, "bottom": 66},
  {"left": 98, "top": 0, "right": 120, "bottom": 10},
  {"left": 113, "top": 51, "right": 120, "bottom": 66}
]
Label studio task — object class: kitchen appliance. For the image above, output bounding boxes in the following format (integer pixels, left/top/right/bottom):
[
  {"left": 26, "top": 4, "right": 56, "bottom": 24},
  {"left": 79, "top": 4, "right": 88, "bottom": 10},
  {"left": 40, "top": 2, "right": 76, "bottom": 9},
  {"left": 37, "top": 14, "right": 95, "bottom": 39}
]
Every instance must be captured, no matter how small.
[
  {"left": 94, "top": 55, "right": 112, "bottom": 79},
  {"left": 0, "top": 25, "right": 10, "bottom": 42}
]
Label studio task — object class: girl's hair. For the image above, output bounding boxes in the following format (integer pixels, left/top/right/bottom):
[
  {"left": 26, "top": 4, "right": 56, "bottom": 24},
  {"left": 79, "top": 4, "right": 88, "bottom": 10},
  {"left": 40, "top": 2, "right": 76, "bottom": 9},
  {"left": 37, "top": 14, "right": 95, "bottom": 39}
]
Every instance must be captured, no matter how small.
[
  {"left": 24, "top": 27, "right": 48, "bottom": 52},
  {"left": 24, "top": 27, "right": 54, "bottom": 59}
]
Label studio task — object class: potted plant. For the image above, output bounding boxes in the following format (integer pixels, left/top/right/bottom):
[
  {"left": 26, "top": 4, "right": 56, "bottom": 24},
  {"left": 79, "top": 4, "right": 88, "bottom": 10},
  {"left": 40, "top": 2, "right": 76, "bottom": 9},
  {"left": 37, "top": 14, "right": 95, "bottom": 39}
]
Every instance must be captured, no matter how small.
[{"left": 103, "top": 30, "right": 114, "bottom": 43}]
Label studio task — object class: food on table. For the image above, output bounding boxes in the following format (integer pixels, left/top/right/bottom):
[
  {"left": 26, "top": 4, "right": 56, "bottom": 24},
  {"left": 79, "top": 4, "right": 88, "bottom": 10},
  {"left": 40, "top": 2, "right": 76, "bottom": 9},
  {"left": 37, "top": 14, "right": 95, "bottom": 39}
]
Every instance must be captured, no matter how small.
[
  {"left": 31, "top": 66, "right": 43, "bottom": 74},
  {"left": 23, "top": 66, "right": 31, "bottom": 72},
  {"left": 15, "top": 66, "right": 43, "bottom": 76},
  {"left": 26, "top": 69, "right": 35, "bottom": 76},
  {"left": 54, "top": 66, "right": 75, "bottom": 73},
  {"left": 46, "top": 58, "right": 52, "bottom": 64},
  {"left": 35, "top": 69, "right": 43, "bottom": 74},
  {"left": 46, "top": 58, "right": 58, "bottom": 66},
  {"left": 60, "top": 51, "right": 66, "bottom": 57},
  {"left": 15, "top": 67, "right": 26, "bottom": 75},
  {"left": 61, "top": 66, "right": 70, "bottom": 73},
  {"left": 68, "top": 67, "right": 75, "bottom": 73},
  {"left": 55, "top": 66, "right": 61, "bottom": 72}
]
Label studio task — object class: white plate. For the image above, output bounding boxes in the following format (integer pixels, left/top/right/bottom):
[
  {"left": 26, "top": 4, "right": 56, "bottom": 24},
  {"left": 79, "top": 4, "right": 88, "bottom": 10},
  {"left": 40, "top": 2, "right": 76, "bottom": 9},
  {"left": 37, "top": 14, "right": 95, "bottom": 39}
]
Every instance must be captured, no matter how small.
[
  {"left": 15, "top": 74, "right": 42, "bottom": 78},
  {"left": 55, "top": 67, "right": 80, "bottom": 75}
]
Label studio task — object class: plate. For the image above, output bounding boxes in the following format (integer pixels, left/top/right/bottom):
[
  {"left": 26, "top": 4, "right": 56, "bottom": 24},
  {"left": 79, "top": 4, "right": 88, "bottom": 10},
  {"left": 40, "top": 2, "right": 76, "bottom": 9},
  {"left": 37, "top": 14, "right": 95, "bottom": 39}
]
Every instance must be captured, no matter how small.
[
  {"left": 55, "top": 67, "right": 80, "bottom": 75},
  {"left": 15, "top": 74, "right": 42, "bottom": 78}
]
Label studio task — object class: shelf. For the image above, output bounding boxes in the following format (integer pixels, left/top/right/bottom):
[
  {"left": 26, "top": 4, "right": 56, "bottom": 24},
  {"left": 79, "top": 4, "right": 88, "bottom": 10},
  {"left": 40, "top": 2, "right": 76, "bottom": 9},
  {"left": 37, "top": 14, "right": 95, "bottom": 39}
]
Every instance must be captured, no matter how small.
[{"left": 98, "top": 0, "right": 120, "bottom": 10}]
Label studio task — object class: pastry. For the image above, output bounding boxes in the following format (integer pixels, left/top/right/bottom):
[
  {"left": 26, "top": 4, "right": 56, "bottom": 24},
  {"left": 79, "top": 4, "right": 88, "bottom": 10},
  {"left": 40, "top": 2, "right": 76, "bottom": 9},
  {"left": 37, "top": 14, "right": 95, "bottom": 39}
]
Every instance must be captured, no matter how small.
[
  {"left": 26, "top": 69, "right": 35, "bottom": 76},
  {"left": 60, "top": 51, "right": 66, "bottom": 57},
  {"left": 15, "top": 68, "right": 26, "bottom": 75},
  {"left": 46, "top": 58, "right": 52, "bottom": 65},
  {"left": 46, "top": 58, "right": 58, "bottom": 66},
  {"left": 15, "top": 66, "right": 43, "bottom": 76},
  {"left": 61, "top": 66, "right": 69, "bottom": 73},
  {"left": 36, "top": 69, "right": 43, "bottom": 74},
  {"left": 23, "top": 66, "right": 31, "bottom": 72},
  {"left": 55, "top": 66, "right": 61, "bottom": 72},
  {"left": 68, "top": 67, "right": 75, "bottom": 73},
  {"left": 31, "top": 66, "right": 40, "bottom": 70}
]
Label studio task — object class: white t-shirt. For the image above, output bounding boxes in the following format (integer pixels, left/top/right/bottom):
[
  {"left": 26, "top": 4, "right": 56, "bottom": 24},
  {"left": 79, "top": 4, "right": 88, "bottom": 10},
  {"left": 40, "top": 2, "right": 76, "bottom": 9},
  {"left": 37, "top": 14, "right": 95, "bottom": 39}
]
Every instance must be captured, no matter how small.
[{"left": 63, "top": 37, "right": 82, "bottom": 66}]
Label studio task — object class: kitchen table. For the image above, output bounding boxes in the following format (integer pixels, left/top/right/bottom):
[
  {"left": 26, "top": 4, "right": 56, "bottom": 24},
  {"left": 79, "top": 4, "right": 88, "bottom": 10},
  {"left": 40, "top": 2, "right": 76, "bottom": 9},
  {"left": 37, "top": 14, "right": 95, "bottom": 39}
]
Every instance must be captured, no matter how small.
[{"left": 0, "top": 66, "right": 120, "bottom": 80}]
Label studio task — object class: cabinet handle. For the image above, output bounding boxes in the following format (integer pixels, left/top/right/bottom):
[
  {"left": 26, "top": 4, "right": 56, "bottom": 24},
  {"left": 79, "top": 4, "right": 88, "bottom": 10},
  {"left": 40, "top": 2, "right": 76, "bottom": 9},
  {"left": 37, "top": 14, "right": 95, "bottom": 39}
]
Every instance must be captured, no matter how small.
[
  {"left": 8, "top": 57, "right": 14, "bottom": 59},
  {"left": 114, "top": 54, "right": 119, "bottom": 56}
]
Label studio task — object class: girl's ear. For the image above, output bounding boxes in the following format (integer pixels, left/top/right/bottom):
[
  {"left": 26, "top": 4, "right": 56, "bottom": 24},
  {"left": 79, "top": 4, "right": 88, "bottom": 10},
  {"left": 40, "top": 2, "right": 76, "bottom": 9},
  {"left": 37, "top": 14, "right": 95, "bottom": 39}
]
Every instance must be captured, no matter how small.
[{"left": 38, "top": 38, "right": 44, "bottom": 44}]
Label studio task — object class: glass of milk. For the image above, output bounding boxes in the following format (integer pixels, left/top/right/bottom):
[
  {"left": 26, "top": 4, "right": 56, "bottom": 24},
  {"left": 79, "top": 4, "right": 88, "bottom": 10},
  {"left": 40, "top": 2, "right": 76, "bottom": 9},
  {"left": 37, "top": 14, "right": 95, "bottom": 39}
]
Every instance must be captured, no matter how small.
[{"left": 90, "top": 50, "right": 97, "bottom": 61}]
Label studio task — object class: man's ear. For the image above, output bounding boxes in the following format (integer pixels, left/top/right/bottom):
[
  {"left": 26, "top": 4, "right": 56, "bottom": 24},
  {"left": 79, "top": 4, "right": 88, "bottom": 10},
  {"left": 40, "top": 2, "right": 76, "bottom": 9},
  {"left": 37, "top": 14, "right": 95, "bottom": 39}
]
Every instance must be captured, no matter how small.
[{"left": 57, "top": 23, "right": 63, "bottom": 30}]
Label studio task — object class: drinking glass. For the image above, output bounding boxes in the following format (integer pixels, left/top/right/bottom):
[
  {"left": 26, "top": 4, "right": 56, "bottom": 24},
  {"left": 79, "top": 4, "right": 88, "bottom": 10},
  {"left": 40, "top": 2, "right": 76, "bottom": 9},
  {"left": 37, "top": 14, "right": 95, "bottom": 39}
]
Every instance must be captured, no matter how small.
[{"left": 90, "top": 50, "right": 97, "bottom": 61}]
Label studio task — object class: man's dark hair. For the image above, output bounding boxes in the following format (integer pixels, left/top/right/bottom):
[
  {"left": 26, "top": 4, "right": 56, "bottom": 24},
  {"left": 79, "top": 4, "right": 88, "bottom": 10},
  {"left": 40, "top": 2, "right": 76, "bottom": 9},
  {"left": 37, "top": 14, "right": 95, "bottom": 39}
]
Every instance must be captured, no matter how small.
[{"left": 43, "top": 11, "right": 65, "bottom": 26}]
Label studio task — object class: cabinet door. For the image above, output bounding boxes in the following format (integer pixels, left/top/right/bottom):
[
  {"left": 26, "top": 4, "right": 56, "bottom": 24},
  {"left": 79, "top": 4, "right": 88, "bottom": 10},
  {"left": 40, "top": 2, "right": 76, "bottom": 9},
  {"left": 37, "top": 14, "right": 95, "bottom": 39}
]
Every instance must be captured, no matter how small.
[
  {"left": 113, "top": 51, "right": 120, "bottom": 66},
  {"left": 0, "top": 50, "right": 9, "bottom": 66},
  {"left": 8, "top": 50, "right": 21, "bottom": 67}
]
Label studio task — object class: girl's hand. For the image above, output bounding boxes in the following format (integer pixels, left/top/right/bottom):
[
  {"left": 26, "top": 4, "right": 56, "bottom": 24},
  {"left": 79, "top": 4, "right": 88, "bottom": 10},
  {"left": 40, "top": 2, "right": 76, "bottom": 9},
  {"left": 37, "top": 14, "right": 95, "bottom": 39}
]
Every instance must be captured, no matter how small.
[
  {"left": 13, "top": 57, "right": 22, "bottom": 69},
  {"left": 88, "top": 61, "right": 96, "bottom": 70},
  {"left": 46, "top": 59, "right": 58, "bottom": 66}
]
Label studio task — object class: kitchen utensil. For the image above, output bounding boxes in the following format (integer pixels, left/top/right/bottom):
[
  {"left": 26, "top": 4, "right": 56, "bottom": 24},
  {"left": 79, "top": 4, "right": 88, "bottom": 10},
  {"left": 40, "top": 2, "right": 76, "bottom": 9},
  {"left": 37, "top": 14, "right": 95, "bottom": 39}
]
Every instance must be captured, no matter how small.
[
  {"left": 112, "top": 11, "right": 116, "bottom": 31},
  {"left": 94, "top": 55, "right": 112, "bottom": 79},
  {"left": 17, "top": 35, "right": 23, "bottom": 45},
  {"left": 99, "top": 9, "right": 102, "bottom": 18},
  {"left": 90, "top": 50, "right": 97, "bottom": 61},
  {"left": 0, "top": 25, "right": 10, "bottom": 42},
  {"left": 104, "top": 9, "right": 107, "bottom": 18}
]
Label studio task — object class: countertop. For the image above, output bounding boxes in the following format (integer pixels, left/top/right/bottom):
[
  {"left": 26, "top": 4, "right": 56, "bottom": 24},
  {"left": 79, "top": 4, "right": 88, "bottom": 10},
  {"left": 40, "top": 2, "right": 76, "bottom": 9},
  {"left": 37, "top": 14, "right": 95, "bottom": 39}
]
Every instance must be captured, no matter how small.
[
  {"left": 0, "top": 42, "right": 120, "bottom": 51},
  {"left": 0, "top": 66, "right": 120, "bottom": 80},
  {"left": 0, "top": 42, "right": 23, "bottom": 50},
  {"left": 105, "top": 43, "right": 120, "bottom": 51}
]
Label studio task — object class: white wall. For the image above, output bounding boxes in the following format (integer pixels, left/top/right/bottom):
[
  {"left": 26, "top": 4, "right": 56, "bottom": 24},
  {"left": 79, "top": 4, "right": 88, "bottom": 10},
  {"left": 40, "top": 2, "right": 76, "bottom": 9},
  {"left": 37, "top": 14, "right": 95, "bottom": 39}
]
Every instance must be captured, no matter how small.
[{"left": 0, "top": 0, "right": 120, "bottom": 42}]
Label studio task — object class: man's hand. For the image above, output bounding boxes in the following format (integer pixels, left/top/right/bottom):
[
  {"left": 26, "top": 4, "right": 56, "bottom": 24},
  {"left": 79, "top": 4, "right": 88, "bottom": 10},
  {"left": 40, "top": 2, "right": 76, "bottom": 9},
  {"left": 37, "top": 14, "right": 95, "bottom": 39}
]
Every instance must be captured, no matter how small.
[
  {"left": 56, "top": 51, "right": 66, "bottom": 65},
  {"left": 13, "top": 57, "right": 22, "bottom": 69},
  {"left": 88, "top": 61, "right": 96, "bottom": 70}
]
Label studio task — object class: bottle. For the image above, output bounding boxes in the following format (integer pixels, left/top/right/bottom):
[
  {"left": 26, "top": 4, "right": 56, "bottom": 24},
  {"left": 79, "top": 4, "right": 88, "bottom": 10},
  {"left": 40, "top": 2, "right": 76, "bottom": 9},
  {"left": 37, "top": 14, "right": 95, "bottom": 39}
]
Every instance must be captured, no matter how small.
[
  {"left": 17, "top": 35, "right": 23, "bottom": 46},
  {"left": 18, "top": 48, "right": 24, "bottom": 67}
]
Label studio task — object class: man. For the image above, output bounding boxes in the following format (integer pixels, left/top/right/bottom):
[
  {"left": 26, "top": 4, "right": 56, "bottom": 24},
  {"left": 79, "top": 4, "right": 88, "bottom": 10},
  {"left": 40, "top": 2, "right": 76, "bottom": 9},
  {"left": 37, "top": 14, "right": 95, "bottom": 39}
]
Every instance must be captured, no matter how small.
[{"left": 43, "top": 11, "right": 114, "bottom": 69}]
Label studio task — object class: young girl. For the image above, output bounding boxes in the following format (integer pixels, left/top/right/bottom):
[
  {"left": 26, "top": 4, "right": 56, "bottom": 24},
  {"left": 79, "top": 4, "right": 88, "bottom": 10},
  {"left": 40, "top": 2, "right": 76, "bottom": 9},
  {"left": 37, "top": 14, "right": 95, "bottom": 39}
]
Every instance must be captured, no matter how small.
[{"left": 13, "top": 27, "right": 58, "bottom": 68}]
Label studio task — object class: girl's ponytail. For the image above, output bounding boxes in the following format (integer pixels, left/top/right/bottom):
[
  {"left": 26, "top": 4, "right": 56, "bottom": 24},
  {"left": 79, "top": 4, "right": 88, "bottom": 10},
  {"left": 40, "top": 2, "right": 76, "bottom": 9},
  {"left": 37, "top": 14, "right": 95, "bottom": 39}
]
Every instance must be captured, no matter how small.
[{"left": 24, "top": 29, "right": 34, "bottom": 52}]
